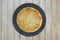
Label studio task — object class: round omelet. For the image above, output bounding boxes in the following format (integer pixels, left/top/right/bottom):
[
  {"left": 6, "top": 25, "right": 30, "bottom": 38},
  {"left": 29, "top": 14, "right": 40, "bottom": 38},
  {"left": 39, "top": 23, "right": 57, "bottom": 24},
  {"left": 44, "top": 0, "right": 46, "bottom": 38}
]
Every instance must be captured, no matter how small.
[{"left": 16, "top": 7, "right": 42, "bottom": 33}]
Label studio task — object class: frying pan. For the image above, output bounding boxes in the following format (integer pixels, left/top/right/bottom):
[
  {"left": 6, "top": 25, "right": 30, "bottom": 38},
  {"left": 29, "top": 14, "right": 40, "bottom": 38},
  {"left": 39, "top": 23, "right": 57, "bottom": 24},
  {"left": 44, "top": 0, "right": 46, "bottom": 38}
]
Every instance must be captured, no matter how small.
[{"left": 13, "top": 3, "right": 46, "bottom": 36}]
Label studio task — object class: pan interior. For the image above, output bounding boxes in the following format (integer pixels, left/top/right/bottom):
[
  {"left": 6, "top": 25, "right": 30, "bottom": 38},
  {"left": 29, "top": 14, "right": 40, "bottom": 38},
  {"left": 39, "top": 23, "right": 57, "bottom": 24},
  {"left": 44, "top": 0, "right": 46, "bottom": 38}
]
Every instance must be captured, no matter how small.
[{"left": 16, "top": 7, "right": 42, "bottom": 33}]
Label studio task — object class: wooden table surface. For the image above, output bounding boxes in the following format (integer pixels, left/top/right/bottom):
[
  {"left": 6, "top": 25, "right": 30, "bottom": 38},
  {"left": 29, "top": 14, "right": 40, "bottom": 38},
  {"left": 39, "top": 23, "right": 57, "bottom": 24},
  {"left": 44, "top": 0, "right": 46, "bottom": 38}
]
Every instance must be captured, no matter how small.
[{"left": 0, "top": 0, "right": 60, "bottom": 40}]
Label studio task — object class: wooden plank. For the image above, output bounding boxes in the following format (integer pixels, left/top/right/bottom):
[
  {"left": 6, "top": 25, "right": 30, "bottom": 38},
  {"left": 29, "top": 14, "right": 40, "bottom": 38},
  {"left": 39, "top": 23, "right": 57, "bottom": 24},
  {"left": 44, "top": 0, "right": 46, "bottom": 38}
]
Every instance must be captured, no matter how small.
[
  {"left": 45, "top": 0, "right": 52, "bottom": 40},
  {"left": 38, "top": 0, "right": 45, "bottom": 40},
  {"left": 15, "top": 0, "right": 21, "bottom": 9},
  {"left": 21, "top": 35, "right": 26, "bottom": 40},
  {"left": 2, "top": 0, "right": 8, "bottom": 40},
  {"left": 26, "top": 0, "right": 32, "bottom": 3},
  {"left": 32, "top": 0, "right": 39, "bottom": 40},
  {"left": 26, "top": 37, "right": 32, "bottom": 40},
  {"left": 0, "top": 0, "right": 60, "bottom": 40},
  {"left": 58, "top": 0, "right": 60, "bottom": 40},
  {"left": 33, "top": 35, "right": 38, "bottom": 40},
  {"left": 20, "top": 0, "right": 27, "bottom": 40},
  {"left": 7, "top": 0, "right": 14, "bottom": 40},
  {"left": 14, "top": 0, "right": 21, "bottom": 40},
  {"left": 26, "top": 0, "right": 33, "bottom": 40},
  {"left": 21, "top": 0, "right": 27, "bottom": 4},
  {"left": 0, "top": 0, "right": 2, "bottom": 40},
  {"left": 33, "top": 0, "right": 39, "bottom": 5},
  {"left": 52, "top": 0, "right": 58, "bottom": 40}
]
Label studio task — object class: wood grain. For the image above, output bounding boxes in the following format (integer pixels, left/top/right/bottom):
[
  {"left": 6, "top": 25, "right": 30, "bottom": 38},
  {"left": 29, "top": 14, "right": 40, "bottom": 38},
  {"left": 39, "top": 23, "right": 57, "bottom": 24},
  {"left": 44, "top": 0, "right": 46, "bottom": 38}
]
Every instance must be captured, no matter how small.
[
  {"left": 52, "top": 0, "right": 58, "bottom": 40},
  {"left": 0, "top": 0, "right": 60, "bottom": 40},
  {"left": 20, "top": 0, "right": 27, "bottom": 40},
  {"left": 45, "top": 0, "right": 52, "bottom": 40},
  {"left": 14, "top": 0, "right": 21, "bottom": 40},
  {"left": 26, "top": 0, "right": 33, "bottom": 40},
  {"left": 2, "top": 0, "right": 8, "bottom": 40},
  {"left": 7, "top": 0, "right": 14, "bottom": 40},
  {"left": 58, "top": 0, "right": 60, "bottom": 40},
  {"left": 38, "top": 0, "right": 45, "bottom": 40},
  {"left": 0, "top": 0, "right": 2, "bottom": 40},
  {"left": 32, "top": 0, "right": 39, "bottom": 40}
]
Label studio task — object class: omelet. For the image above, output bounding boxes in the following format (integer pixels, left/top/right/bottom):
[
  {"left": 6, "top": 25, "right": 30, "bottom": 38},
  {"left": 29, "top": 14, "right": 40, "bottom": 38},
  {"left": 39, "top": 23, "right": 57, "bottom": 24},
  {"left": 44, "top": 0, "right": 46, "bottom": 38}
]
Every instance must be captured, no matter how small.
[{"left": 16, "top": 7, "right": 42, "bottom": 33}]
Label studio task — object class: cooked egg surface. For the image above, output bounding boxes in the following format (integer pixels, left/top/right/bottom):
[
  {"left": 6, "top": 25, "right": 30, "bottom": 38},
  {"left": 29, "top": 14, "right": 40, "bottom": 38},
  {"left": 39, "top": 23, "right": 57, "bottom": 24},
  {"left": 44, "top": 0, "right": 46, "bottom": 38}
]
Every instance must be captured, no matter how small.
[{"left": 16, "top": 7, "right": 42, "bottom": 33}]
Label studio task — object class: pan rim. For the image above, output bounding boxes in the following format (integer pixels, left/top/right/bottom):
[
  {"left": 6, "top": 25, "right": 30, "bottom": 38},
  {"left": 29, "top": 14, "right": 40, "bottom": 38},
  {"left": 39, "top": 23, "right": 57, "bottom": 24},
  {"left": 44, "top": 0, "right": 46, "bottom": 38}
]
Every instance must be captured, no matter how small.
[{"left": 13, "top": 3, "right": 46, "bottom": 36}]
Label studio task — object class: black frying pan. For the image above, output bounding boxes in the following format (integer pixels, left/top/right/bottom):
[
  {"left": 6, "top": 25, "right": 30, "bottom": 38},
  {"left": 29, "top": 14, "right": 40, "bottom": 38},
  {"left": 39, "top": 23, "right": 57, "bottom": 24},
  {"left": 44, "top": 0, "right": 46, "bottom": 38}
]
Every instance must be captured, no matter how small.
[{"left": 13, "top": 3, "right": 46, "bottom": 36}]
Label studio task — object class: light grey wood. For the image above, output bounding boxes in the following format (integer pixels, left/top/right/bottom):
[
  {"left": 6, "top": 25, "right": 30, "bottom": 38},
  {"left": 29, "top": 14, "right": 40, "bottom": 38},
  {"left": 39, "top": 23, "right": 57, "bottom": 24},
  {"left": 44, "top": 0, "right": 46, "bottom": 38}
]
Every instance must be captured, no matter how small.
[
  {"left": 2, "top": 0, "right": 8, "bottom": 40},
  {"left": 26, "top": 0, "right": 33, "bottom": 40},
  {"left": 45, "top": 0, "right": 52, "bottom": 40},
  {"left": 33, "top": 35, "right": 38, "bottom": 40},
  {"left": 0, "top": 0, "right": 60, "bottom": 40},
  {"left": 14, "top": 0, "right": 21, "bottom": 40},
  {"left": 32, "top": 0, "right": 39, "bottom": 40},
  {"left": 26, "top": 37, "right": 32, "bottom": 40},
  {"left": 38, "top": 0, "right": 45, "bottom": 40},
  {"left": 15, "top": 0, "right": 21, "bottom": 9},
  {"left": 52, "top": 0, "right": 58, "bottom": 40},
  {"left": 7, "top": 0, "right": 14, "bottom": 40},
  {"left": 26, "top": 0, "right": 32, "bottom": 3},
  {"left": 20, "top": 0, "right": 27, "bottom": 40},
  {"left": 0, "top": 0, "right": 2, "bottom": 40},
  {"left": 21, "top": 0, "right": 27, "bottom": 4},
  {"left": 33, "top": 0, "right": 39, "bottom": 5},
  {"left": 21, "top": 35, "right": 26, "bottom": 40},
  {"left": 58, "top": 0, "right": 60, "bottom": 40}
]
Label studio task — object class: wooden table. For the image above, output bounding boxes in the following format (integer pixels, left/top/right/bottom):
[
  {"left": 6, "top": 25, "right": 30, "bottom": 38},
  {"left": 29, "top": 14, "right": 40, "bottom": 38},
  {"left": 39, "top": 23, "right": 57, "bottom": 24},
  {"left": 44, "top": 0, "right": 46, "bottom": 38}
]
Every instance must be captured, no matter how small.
[{"left": 0, "top": 0, "right": 60, "bottom": 40}]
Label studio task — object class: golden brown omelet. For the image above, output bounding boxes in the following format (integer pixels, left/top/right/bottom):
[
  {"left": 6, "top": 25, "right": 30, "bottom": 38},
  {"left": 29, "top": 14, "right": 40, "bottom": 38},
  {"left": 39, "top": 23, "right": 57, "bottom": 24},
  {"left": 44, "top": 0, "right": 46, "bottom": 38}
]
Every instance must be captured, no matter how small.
[{"left": 16, "top": 7, "right": 42, "bottom": 33}]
